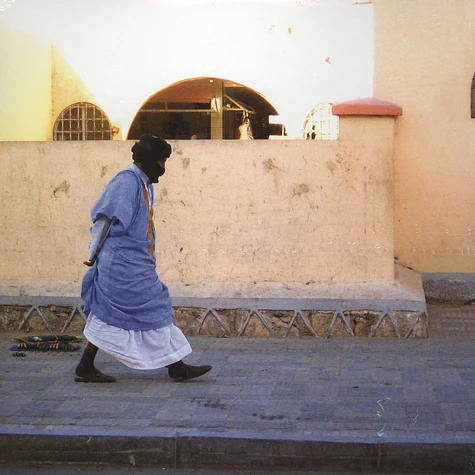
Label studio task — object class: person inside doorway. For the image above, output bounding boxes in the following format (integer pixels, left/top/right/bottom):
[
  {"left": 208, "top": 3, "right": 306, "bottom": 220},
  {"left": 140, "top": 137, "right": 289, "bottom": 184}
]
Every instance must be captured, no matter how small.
[{"left": 238, "top": 115, "right": 254, "bottom": 140}]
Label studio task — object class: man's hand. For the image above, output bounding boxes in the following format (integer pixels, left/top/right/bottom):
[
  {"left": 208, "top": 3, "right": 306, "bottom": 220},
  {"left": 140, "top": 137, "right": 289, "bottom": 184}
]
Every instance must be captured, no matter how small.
[{"left": 83, "top": 256, "right": 97, "bottom": 267}]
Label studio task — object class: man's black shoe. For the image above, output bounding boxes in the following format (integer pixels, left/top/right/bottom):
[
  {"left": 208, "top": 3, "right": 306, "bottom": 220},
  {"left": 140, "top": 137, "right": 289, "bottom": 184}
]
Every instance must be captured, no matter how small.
[{"left": 173, "top": 364, "right": 212, "bottom": 382}]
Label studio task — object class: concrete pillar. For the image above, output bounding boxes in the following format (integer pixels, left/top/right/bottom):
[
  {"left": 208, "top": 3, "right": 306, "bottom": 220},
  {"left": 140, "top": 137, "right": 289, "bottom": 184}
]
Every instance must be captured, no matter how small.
[
  {"left": 332, "top": 97, "right": 403, "bottom": 280},
  {"left": 210, "top": 80, "right": 223, "bottom": 139}
]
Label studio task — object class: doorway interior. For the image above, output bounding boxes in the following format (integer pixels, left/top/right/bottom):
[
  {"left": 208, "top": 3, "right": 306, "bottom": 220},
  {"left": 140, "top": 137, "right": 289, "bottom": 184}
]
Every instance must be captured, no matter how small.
[{"left": 127, "top": 77, "right": 281, "bottom": 140}]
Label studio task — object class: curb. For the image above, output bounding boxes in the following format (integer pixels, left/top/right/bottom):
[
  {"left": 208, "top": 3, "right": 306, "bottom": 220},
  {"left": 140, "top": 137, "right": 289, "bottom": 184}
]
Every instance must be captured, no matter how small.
[{"left": 0, "top": 432, "right": 473, "bottom": 473}]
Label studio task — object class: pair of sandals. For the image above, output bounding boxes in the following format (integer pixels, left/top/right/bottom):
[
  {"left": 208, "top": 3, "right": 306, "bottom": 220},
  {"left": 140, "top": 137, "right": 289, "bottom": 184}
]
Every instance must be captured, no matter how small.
[{"left": 75, "top": 364, "right": 212, "bottom": 383}]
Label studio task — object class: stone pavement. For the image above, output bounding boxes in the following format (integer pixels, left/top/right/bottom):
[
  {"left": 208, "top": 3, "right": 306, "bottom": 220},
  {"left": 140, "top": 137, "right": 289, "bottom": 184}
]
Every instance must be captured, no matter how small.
[{"left": 0, "top": 303, "right": 474, "bottom": 474}]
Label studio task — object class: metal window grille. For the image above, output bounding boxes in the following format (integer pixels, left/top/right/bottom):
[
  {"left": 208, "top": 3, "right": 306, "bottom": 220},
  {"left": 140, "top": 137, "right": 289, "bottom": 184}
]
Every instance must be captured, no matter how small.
[
  {"left": 302, "top": 102, "right": 339, "bottom": 140},
  {"left": 54, "top": 102, "right": 112, "bottom": 140}
]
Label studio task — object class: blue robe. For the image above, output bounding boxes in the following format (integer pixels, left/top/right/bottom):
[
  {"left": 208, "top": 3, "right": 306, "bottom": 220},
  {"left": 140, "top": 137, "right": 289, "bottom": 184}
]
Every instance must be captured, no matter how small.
[{"left": 81, "top": 164, "right": 173, "bottom": 331}]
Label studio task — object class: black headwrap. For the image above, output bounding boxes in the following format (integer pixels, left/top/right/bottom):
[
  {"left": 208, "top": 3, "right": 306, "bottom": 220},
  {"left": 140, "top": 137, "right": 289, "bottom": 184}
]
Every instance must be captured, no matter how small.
[{"left": 132, "top": 134, "right": 171, "bottom": 183}]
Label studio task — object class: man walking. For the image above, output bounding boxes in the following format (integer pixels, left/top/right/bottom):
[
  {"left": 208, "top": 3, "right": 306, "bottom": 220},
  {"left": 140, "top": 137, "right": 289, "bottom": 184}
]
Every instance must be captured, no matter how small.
[{"left": 75, "top": 134, "right": 212, "bottom": 383}]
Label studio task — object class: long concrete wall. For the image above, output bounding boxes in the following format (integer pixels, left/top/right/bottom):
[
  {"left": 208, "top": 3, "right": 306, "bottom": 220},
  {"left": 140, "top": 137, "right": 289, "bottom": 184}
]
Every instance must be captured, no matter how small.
[{"left": 0, "top": 115, "right": 395, "bottom": 287}]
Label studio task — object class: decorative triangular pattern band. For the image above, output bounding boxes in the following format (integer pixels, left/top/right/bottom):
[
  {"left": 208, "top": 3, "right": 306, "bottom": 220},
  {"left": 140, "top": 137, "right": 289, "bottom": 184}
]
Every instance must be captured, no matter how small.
[{"left": 0, "top": 303, "right": 428, "bottom": 338}]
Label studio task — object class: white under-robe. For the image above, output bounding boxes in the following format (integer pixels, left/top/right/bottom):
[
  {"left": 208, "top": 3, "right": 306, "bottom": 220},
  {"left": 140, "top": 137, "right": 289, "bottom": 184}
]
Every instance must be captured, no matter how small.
[{"left": 84, "top": 314, "right": 192, "bottom": 370}]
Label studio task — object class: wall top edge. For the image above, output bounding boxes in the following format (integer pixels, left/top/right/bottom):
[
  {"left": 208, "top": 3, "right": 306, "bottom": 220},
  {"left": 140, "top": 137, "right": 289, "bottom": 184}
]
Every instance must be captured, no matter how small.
[{"left": 332, "top": 97, "right": 403, "bottom": 117}]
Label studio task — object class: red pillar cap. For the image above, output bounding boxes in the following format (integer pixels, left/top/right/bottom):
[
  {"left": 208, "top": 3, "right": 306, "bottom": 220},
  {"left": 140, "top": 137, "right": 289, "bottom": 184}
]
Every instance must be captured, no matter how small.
[{"left": 332, "top": 97, "right": 403, "bottom": 117}]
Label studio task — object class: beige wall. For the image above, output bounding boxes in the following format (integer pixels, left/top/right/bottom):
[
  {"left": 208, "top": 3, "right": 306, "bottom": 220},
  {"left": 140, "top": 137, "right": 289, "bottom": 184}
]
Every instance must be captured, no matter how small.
[
  {"left": 0, "top": 114, "right": 396, "bottom": 286},
  {"left": 0, "top": 24, "right": 52, "bottom": 141},
  {"left": 373, "top": 0, "right": 475, "bottom": 273}
]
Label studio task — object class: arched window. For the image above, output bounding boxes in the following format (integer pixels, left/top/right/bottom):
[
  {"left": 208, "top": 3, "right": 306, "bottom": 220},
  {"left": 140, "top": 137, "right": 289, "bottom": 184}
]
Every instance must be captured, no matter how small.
[
  {"left": 54, "top": 102, "right": 112, "bottom": 140},
  {"left": 302, "top": 102, "right": 339, "bottom": 140},
  {"left": 471, "top": 73, "right": 475, "bottom": 118}
]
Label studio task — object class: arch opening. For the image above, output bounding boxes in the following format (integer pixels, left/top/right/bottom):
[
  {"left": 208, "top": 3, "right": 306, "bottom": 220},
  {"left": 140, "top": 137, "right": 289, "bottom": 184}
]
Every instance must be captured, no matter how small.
[{"left": 127, "top": 77, "right": 282, "bottom": 140}]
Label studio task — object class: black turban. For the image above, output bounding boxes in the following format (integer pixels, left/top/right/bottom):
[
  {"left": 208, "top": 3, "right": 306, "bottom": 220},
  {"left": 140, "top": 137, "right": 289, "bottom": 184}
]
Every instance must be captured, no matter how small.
[{"left": 131, "top": 134, "right": 171, "bottom": 163}]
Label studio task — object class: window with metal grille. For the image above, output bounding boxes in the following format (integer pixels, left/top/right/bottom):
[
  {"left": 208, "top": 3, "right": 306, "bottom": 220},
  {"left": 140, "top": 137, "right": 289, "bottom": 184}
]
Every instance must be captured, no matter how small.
[
  {"left": 54, "top": 102, "right": 112, "bottom": 140},
  {"left": 302, "top": 102, "right": 339, "bottom": 140}
]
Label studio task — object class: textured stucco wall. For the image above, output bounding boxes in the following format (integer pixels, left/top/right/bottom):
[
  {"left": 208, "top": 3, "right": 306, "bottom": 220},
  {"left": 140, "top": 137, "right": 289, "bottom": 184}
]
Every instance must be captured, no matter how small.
[
  {"left": 0, "top": 115, "right": 395, "bottom": 285},
  {"left": 373, "top": 0, "right": 475, "bottom": 274}
]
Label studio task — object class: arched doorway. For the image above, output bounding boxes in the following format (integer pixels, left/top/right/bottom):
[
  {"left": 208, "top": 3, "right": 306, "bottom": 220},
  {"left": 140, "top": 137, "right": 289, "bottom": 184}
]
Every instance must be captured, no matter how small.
[{"left": 127, "top": 77, "right": 281, "bottom": 140}]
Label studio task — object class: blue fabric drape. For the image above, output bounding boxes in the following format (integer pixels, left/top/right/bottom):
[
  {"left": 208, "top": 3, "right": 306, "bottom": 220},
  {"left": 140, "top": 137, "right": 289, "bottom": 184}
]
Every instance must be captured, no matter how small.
[{"left": 81, "top": 165, "right": 173, "bottom": 331}]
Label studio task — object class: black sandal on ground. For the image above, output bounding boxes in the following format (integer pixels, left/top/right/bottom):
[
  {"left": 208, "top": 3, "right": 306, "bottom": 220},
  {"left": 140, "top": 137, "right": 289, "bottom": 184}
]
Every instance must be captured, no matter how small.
[{"left": 74, "top": 369, "right": 117, "bottom": 383}]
